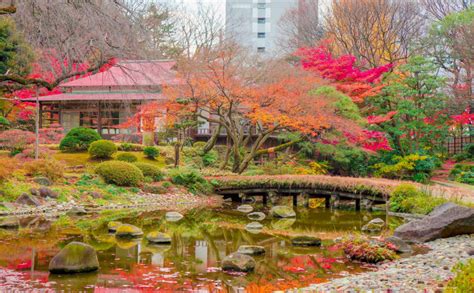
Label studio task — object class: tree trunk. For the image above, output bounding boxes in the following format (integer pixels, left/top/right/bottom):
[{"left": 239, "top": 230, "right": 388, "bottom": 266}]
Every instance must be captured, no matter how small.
[
  {"left": 174, "top": 141, "right": 181, "bottom": 168},
  {"left": 220, "top": 136, "right": 232, "bottom": 170},
  {"left": 202, "top": 124, "right": 221, "bottom": 155}
]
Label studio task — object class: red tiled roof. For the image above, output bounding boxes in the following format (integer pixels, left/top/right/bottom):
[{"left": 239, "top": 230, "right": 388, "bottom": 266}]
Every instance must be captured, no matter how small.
[
  {"left": 61, "top": 60, "right": 181, "bottom": 88},
  {"left": 23, "top": 92, "right": 167, "bottom": 102}
]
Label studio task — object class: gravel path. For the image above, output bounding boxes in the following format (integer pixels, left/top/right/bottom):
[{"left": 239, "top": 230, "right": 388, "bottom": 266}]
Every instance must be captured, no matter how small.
[{"left": 295, "top": 234, "right": 474, "bottom": 292}]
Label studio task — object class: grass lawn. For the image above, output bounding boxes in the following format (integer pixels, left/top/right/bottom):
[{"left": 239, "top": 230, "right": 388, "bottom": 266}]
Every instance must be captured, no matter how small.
[{"left": 53, "top": 151, "right": 166, "bottom": 169}]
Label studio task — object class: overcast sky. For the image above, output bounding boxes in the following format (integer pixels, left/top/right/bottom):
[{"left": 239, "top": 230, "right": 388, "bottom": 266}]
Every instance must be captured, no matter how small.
[{"left": 172, "top": 0, "right": 330, "bottom": 19}]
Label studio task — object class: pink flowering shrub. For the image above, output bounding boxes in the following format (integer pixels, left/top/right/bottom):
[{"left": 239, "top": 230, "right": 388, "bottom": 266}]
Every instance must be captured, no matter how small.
[
  {"left": 15, "top": 146, "right": 53, "bottom": 160},
  {"left": 341, "top": 237, "right": 397, "bottom": 263},
  {"left": 39, "top": 123, "right": 64, "bottom": 144},
  {"left": 0, "top": 129, "right": 35, "bottom": 154}
]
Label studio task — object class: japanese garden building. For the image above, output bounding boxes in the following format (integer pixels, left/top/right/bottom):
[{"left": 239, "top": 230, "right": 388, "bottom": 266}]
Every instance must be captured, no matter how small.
[{"left": 25, "top": 60, "right": 180, "bottom": 140}]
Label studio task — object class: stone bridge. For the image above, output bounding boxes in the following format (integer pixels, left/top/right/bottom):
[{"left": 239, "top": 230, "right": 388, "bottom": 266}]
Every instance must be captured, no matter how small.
[{"left": 210, "top": 175, "right": 398, "bottom": 210}]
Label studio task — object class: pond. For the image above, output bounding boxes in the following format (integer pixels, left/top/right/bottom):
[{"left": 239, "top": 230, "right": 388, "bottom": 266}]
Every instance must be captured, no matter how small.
[{"left": 0, "top": 201, "right": 404, "bottom": 292}]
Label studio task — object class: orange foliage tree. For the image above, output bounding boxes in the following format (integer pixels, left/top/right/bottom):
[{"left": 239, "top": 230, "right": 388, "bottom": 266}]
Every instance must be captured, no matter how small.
[{"left": 163, "top": 44, "right": 365, "bottom": 173}]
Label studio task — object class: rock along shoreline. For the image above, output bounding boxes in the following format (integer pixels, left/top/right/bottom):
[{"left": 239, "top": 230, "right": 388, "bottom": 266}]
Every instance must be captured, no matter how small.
[
  {"left": 294, "top": 234, "right": 474, "bottom": 292},
  {"left": 0, "top": 192, "right": 222, "bottom": 218}
]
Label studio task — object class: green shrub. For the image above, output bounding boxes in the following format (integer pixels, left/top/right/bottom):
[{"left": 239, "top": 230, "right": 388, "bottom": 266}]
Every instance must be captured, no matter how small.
[
  {"left": 118, "top": 143, "right": 143, "bottom": 151},
  {"left": 0, "top": 116, "right": 10, "bottom": 127},
  {"left": 464, "top": 144, "right": 474, "bottom": 157},
  {"left": 453, "top": 152, "right": 470, "bottom": 162},
  {"left": 88, "top": 140, "right": 117, "bottom": 159},
  {"left": 168, "top": 168, "right": 210, "bottom": 193},
  {"left": 372, "top": 153, "right": 438, "bottom": 183},
  {"left": 390, "top": 183, "right": 447, "bottom": 214},
  {"left": 446, "top": 259, "right": 474, "bottom": 293},
  {"left": 143, "top": 146, "right": 159, "bottom": 159},
  {"left": 116, "top": 152, "right": 138, "bottom": 162},
  {"left": 449, "top": 164, "right": 474, "bottom": 185},
  {"left": 95, "top": 161, "right": 144, "bottom": 186},
  {"left": 60, "top": 127, "right": 101, "bottom": 152},
  {"left": 134, "top": 162, "right": 163, "bottom": 181},
  {"left": 202, "top": 150, "right": 218, "bottom": 167}
]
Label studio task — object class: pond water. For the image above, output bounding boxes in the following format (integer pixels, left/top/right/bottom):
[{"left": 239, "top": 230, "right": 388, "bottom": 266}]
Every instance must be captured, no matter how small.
[{"left": 0, "top": 201, "right": 404, "bottom": 292}]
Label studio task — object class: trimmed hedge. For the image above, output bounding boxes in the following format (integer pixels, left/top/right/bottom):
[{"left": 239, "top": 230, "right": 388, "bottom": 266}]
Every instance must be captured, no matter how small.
[
  {"left": 89, "top": 140, "right": 117, "bottom": 159},
  {"left": 143, "top": 146, "right": 160, "bottom": 159},
  {"left": 116, "top": 152, "right": 138, "bottom": 162},
  {"left": 134, "top": 162, "right": 163, "bottom": 181},
  {"left": 95, "top": 161, "right": 144, "bottom": 186},
  {"left": 59, "top": 127, "right": 101, "bottom": 152}
]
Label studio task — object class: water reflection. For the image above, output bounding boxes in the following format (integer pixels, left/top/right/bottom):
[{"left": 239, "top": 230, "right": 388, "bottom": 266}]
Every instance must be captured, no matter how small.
[{"left": 0, "top": 205, "right": 402, "bottom": 291}]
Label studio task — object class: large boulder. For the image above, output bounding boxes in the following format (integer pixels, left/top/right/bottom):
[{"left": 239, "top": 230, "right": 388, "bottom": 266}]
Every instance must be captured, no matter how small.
[
  {"left": 291, "top": 236, "right": 322, "bottom": 247},
  {"left": 270, "top": 206, "right": 296, "bottom": 218},
  {"left": 15, "top": 193, "right": 41, "bottom": 206},
  {"left": 237, "top": 245, "right": 265, "bottom": 256},
  {"left": 38, "top": 187, "right": 58, "bottom": 199},
  {"left": 221, "top": 253, "right": 256, "bottom": 272},
  {"left": 385, "top": 236, "right": 412, "bottom": 254},
  {"left": 115, "top": 224, "right": 143, "bottom": 238},
  {"left": 146, "top": 231, "right": 172, "bottom": 244},
  {"left": 394, "top": 203, "right": 474, "bottom": 243},
  {"left": 49, "top": 242, "right": 99, "bottom": 274},
  {"left": 362, "top": 218, "right": 385, "bottom": 233}
]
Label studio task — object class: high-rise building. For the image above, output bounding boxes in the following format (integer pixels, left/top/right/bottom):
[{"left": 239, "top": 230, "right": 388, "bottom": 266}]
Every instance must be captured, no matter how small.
[{"left": 225, "top": 0, "right": 318, "bottom": 56}]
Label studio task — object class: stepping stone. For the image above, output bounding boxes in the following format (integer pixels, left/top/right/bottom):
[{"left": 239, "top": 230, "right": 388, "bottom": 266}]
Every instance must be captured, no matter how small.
[
  {"left": 291, "top": 236, "right": 322, "bottom": 247},
  {"left": 245, "top": 222, "right": 263, "bottom": 234},
  {"left": 237, "top": 205, "right": 253, "bottom": 213},
  {"left": 107, "top": 221, "right": 122, "bottom": 233},
  {"left": 146, "top": 231, "right": 172, "bottom": 244},
  {"left": 247, "top": 212, "right": 266, "bottom": 221},
  {"left": 115, "top": 224, "right": 143, "bottom": 238},
  {"left": 165, "top": 211, "right": 184, "bottom": 222},
  {"left": 237, "top": 245, "right": 265, "bottom": 256},
  {"left": 270, "top": 205, "right": 296, "bottom": 218}
]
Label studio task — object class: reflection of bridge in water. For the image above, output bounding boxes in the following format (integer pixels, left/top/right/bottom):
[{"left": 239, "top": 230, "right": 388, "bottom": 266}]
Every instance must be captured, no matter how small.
[{"left": 212, "top": 175, "right": 392, "bottom": 211}]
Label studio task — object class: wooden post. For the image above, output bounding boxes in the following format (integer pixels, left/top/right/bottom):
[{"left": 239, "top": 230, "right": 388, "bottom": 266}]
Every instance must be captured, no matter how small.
[
  {"left": 34, "top": 88, "right": 40, "bottom": 160},
  {"left": 302, "top": 193, "right": 309, "bottom": 208},
  {"left": 97, "top": 101, "right": 102, "bottom": 136},
  {"left": 293, "top": 194, "right": 297, "bottom": 207},
  {"left": 325, "top": 195, "right": 331, "bottom": 208},
  {"left": 262, "top": 193, "right": 267, "bottom": 205},
  {"left": 355, "top": 198, "right": 361, "bottom": 211}
]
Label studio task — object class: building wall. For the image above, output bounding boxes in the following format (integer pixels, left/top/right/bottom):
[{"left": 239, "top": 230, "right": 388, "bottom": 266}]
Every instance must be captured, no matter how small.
[{"left": 226, "top": 0, "right": 310, "bottom": 56}]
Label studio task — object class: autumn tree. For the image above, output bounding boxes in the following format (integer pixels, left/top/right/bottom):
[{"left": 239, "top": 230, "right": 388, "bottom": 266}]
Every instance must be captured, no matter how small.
[
  {"left": 164, "top": 44, "right": 366, "bottom": 173},
  {"left": 366, "top": 56, "right": 449, "bottom": 155},
  {"left": 1, "top": 0, "right": 143, "bottom": 92},
  {"left": 424, "top": 8, "right": 474, "bottom": 114},
  {"left": 325, "top": 0, "right": 423, "bottom": 67}
]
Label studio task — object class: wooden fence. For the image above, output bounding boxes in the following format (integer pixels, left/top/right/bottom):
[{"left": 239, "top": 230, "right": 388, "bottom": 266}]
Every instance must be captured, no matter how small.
[{"left": 446, "top": 135, "right": 473, "bottom": 155}]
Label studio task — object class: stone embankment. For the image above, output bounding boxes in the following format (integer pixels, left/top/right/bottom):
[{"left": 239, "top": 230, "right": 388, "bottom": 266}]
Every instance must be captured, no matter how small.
[{"left": 297, "top": 234, "right": 473, "bottom": 292}]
